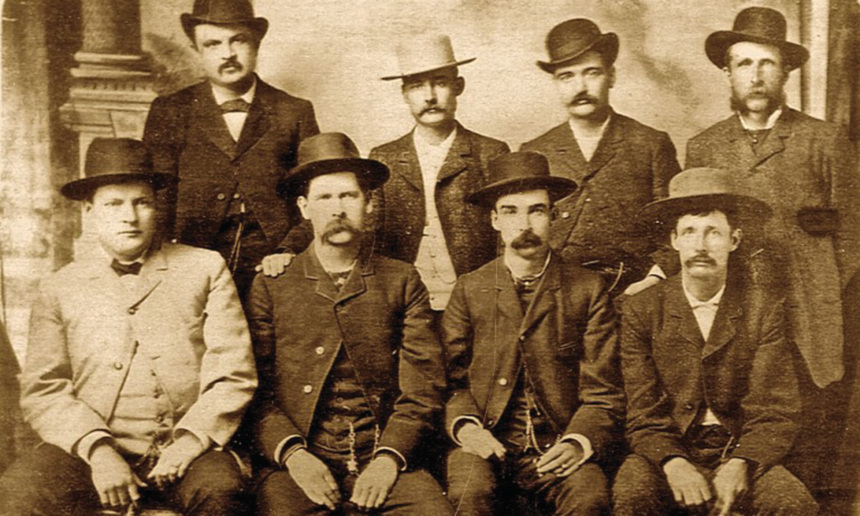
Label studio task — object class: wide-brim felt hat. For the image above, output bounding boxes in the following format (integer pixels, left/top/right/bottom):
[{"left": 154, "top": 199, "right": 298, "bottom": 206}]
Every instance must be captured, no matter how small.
[
  {"left": 61, "top": 138, "right": 176, "bottom": 201},
  {"left": 468, "top": 151, "right": 577, "bottom": 207},
  {"left": 181, "top": 0, "right": 269, "bottom": 41},
  {"left": 706, "top": 6, "right": 808, "bottom": 70},
  {"left": 537, "top": 18, "right": 619, "bottom": 73},
  {"left": 638, "top": 167, "right": 771, "bottom": 231},
  {"left": 282, "top": 133, "right": 389, "bottom": 198},
  {"left": 381, "top": 34, "right": 475, "bottom": 81}
]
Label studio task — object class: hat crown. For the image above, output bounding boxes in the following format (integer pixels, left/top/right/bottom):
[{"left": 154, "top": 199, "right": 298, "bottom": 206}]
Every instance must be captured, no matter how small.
[
  {"left": 386, "top": 34, "right": 473, "bottom": 80},
  {"left": 546, "top": 19, "right": 602, "bottom": 62},
  {"left": 189, "top": 0, "right": 256, "bottom": 23},
  {"left": 667, "top": 168, "right": 740, "bottom": 199},
  {"left": 731, "top": 6, "right": 787, "bottom": 41},
  {"left": 297, "top": 133, "right": 362, "bottom": 168},
  {"left": 85, "top": 138, "right": 152, "bottom": 178},
  {"left": 487, "top": 152, "right": 552, "bottom": 187}
]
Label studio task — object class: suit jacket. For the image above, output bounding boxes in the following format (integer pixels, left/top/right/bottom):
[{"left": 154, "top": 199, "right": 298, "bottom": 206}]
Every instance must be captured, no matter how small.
[
  {"left": 622, "top": 274, "right": 801, "bottom": 471},
  {"left": 686, "top": 108, "right": 860, "bottom": 388},
  {"left": 368, "top": 123, "right": 510, "bottom": 275},
  {"left": 143, "top": 77, "right": 319, "bottom": 255},
  {"left": 0, "top": 321, "right": 18, "bottom": 475},
  {"left": 21, "top": 243, "right": 258, "bottom": 455},
  {"left": 443, "top": 253, "right": 624, "bottom": 460},
  {"left": 521, "top": 111, "right": 680, "bottom": 276},
  {"left": 248, "top": 245, "right": 446, "bottom": 466}
]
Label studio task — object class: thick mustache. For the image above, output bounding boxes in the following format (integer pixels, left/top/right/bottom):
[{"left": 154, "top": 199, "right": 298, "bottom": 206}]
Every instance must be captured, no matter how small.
[
  {"left": 219, "top": 59, "right": 242, "bottom": 72},
  {"left": 511, "top": 230, "right": 543, "bottom": 249},
  {"left": 685, "top": 255, "right": 717, "bottom": 267},
  {"left": 420, "top": 106, "right": 444, "bottom": 115},
  {"left": 322, "top": 219, "right": 359, "bottom": 239},
  {"left": 569, "top": 93, "right": 597, "bottom": 106}
]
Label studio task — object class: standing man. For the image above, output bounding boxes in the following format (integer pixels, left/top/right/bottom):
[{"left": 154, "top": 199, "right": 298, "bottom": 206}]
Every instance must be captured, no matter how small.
[
  {"left": 143, "top": 0, "right": 319, "bottom": 298},
  {"left": 686, "top": 6, "right": 860, "bottom": 491},
  {"left": 267, "top": 35, "right": 509, "bottom": 317},
  {"left": 0, "top": 139, "right": 257, "bottom": 515},
  {"left": 249, "top": 133, "right": 452, "bottom": 515},
  {"left": 522, "top": 18, "right": 681, "bottom": 296},
  {"left": 443, "top": 152, "right": 624, "bottom": 515},
  {"left": 614, "top": 167, "right": 816, "bottom": 515}
]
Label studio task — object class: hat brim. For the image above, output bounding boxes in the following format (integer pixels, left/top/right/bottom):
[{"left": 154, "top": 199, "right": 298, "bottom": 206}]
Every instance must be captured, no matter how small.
[
  {"left": 467, "top": 176, "right": 577, "bottom": 208},
  {"left": 61, "top": 173, "right": 177, "bottom": 201},
  {"left": 537, "top": 33, "right": 619, "bottom": 73},
  {"left": 638, "top": 193, "right": 772, "bottom": 234},
  {"left": 380, "top": 58, "right": 476, "bottom": 81},
  {"left": 281, "top": 158, "right": 390, "bottom": 198},
  {"left": 181, "top": 13, "right": 269, "bottom": 41},
  {"left": 705, "top": 30, "right": 809, "bottom": 70}
]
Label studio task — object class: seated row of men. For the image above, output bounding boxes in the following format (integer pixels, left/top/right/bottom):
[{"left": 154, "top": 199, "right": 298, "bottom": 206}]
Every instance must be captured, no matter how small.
[{"left": 0, "top": 136, "right": 818, "bottom": 515}]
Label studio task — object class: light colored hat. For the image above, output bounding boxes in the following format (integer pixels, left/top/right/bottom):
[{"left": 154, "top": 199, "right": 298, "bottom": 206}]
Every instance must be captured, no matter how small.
[{"left": 381, "top": 35, "right": 475, "bottom": 81}]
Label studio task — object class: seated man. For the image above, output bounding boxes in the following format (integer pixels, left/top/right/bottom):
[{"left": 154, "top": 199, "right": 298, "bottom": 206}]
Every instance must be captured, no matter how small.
[
  {"left": 443, "top": 151, "right": 624, "bottom": 515},
  {"left": 613, "top": 167, "right": 817, "bottom": 515},
  {"left": 0, "top": 138, "right": 258, "bottom": 515},
  {"left": 248, "top": 133, "right": 452, "bottom": 515}
]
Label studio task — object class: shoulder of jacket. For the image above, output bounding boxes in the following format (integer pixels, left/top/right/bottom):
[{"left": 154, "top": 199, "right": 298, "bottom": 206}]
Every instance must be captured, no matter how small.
[{"left": 521, "top": 122, "right": 569, "bottom": 149}]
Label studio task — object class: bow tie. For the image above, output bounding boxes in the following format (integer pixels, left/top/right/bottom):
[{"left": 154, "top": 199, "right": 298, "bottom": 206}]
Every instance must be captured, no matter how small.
[
  {"left": 111, "top": 259, "right": 142, "bottom": 277},
  {"left": 219, "top": 99, "right": 251, "bottom": 113},
  {"left": 689, "top": 299, "right": 719, "bottom": 310}
]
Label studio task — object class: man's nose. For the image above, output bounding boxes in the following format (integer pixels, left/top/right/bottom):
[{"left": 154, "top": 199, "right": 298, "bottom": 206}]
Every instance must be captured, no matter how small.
[{"left": 120, "top": 204, "right": 139, "bottom": 223}]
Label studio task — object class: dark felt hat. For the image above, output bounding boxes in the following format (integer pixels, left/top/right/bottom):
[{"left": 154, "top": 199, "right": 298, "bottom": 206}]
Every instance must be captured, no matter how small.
[
  {"left": 282, "top": 133, "right": 389, "bottom": 197},
  {"left": 537, "top": 18, "right": 619, "bottom": 73},
  {"left": 639, "top": 168, "right": 771, "bottom": 230},
  {"left": 705, "top": 7, "right": 808, "bottom": 70},
  {"left": 181, "top": 0, "right": 269, "bottom": 41},
  {"left": 61, "top": 138, "right": 176, "bottom": 201},
  {"left": 467, "top": 152, "right": 577, "bottom": 207}
]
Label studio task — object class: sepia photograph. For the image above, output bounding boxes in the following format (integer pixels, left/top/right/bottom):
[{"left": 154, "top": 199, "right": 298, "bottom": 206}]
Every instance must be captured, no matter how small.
[{"left": 1, "top": 0, "right": 859, "bottom": 514}]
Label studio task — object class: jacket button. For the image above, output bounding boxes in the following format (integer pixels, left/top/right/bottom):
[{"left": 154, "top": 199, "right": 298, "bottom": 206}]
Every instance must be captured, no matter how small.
[
  {"left": 487, "top": 419, "right": 495, "bottom": 426},
  {"left": 561, "top": 211, "right": 570, "bottom": 219},
  {"left": 684, "top": 403, "right": 694, "bottom": 410},
  {"left": 303, "top": 385, "right": 313, "bottom": 394},
  {"left": 233, "top": 192, "right": 241, "bottom": 199},
  {"left": 113, "top": 362, "right": 123, "bottom": 370},
  {"left": 498, "top": 378, "right": 508, "bottom": 386},
  {"left": 519, "top": 335, "right": 525, "bottom": 342},
  {"left": 315, "top": 346, "right": 325, "bottom": 355},
  {"left": 127, "top": 307, "right": 137, "bottom": 315},
  {"left": 217, "top": 193, "right": 226, "bottom": 200}
]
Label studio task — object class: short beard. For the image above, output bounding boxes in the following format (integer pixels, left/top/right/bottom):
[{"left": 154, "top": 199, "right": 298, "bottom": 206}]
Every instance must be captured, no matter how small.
[{"left": 730, "top": 89, "right": 785, "bottom": 116}]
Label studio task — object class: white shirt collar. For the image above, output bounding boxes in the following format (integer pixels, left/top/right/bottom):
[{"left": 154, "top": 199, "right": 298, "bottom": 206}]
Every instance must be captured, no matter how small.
[
  {"left": 211, "top": 77, "right": 257, "bottom": 107},
  {"left": 682, "top": 278, "right": 725, "bottom": 309},
  {"left": 568, "top": 112, "right": 612, "bottom": 140},
  {"left": 505, "top": 251, "right": 552, "bottom": 284},
  {"left": 737, "top": 107, "right": 783, "bottom": 131},
  {"left": 413, "top": 125, "right": 457, "bottom": 154}
]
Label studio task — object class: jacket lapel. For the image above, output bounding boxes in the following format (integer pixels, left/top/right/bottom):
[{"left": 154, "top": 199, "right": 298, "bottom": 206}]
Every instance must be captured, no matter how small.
[
  {"left": 234, "top": 78, "right": 271, "bottom": 158},
  {"left": 335, "top": 248, "right": 372, "bottom": 305},
  {"left": 519, "top": 256, "right": 560, "bottom": 337},
  {"left": 436, "top": 123, "right": 471, "bottom": 183},
  {"left": 391, "top": 133, "right": 424, "bottom": 193},
  {"left": 547, "top": 124, "right": 590, "bottom": 183},
  {"left": 303, "top": 248, "right": 339, "bottom": 303},
  {"left": 491, "top": 259, "right": 524, "bottom": 325},
  {"left": 127, "top": 247, "right": 166, "bottom": 310},
  {"left": 585, "top": 113, "right": 621, "bottom": 175},
  {"left": 193, "top": 83, "right": 238, "bottom": 161},
  {"left": 751, "top": 111, "right": 791, "bottom": 166},
  {"left": 702, "top": 282, "right": 741, "bottom": 360},
  {"left": 664, "top": 277, "right": 706, "bottom": 351}
]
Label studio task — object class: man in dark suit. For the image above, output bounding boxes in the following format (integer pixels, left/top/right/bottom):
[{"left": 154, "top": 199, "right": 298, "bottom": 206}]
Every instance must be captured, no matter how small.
[
  {"left": 613, "top": 167, "right": 816, "bottom": 515},
  {"left": 265, "top": 35, "right": 508, "bottom": 317},
  {"left": 685, "top": 6, "right": 860, "bottom": 493},
  {"left": 143, "top": 0, "right": 319, "bottom": 298},
  {"left": 522, "top": 18, "right": 681, "bottom": 296},
  {"left": 443, "top": 152, "right": 624, "bottom": 515},
  {"left": 248, "top": 133, "right": 452, "bottom": 515}
]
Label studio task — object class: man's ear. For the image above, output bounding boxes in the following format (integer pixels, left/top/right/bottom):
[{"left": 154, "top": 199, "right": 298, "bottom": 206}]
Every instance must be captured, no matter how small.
[
  {"left": 730, "top": 228, "right": 743, "bottom": 252},
  {"left": 454, "top": 76, "right": 466, "bottom": 96},
  {"left": 607, "top": 66, "right": 616, "bottom": 89},
  {"left": 490, "top": 210, "right": 499, "bottom": 231},
  {"left": 297, "top": 196, "right": 310, "bottom": 220},
  {"left": 364, "top": 196, "right": 374, "bottom": 215},
  {"left": 670, "top": 229, "right": 680, "bottom": 251}
]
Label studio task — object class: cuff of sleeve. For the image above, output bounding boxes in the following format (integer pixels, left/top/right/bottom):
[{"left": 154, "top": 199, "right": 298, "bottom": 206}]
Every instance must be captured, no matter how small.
[
  {"left": 275, "top": 435, "right": 307, "bottom": 465},
  {"left": 647, "top": 264, "right": 667, "bottom": 280},
  {"left": 174, "top": 427, "right": 213, "bottom": 451},
  {"left": 450, "top": 416, "right": 483, "bottom": 445},
  {"left": 561, "top": 433, "right": 593, "bottom": 466},
  {"left": 74, "top": 431, "right": 114, "bottom": 464},
  {"left": 374, "top": 447, "right": 408, "bottom": 472}
]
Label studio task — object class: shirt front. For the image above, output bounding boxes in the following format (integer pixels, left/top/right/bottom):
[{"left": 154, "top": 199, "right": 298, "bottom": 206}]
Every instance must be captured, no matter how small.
[
  {"left": 211, "top": 79, "right": 257, "bottom": 142},
  {"left": 569, "top": 113, "right": 611, "bottom": 162},
  {"left": 682, "top": 279, "right": 726, "bottom": 427},
  {"left": 412, "top": 127, "right": 459, "bottom": 310}
]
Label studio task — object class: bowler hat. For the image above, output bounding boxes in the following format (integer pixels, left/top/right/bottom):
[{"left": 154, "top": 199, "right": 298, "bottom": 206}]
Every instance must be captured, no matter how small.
[
  {"left": 282, "top": 133, "right": 389, "bottom": 197},
  {"left": 61, "top": 138, "right": 176, "bottom": 201},
  {"left": 537, "top": 19, "right": 619, "bottom": 73},
  {"left": 181, "top": 0, "right": 269, "bottom": 41},
  {"left": 638, "top": 168, "right": 771, "bottom": 231},
  {"left": 381, "top": 35, "right": 475, "bottom": 81},
  {"left": 705, "top": 7, "right": 808, "bottom": 70},
  {"left": 467, "top": 152, "right": 577, "bottom": 207}
]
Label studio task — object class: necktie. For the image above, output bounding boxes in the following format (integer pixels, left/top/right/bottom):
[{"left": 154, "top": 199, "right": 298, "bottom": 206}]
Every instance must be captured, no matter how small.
[
  {"left": 220, "top": 99, "right": 251, "bottom": 113},
  {"left": 111, "top": 259, "right": 142, "bottom": 277}
]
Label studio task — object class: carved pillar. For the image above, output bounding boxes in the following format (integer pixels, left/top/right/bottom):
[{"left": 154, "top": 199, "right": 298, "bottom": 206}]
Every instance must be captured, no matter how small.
[{"left": 60, "top": 0, "right": 155, "bottom": 173}]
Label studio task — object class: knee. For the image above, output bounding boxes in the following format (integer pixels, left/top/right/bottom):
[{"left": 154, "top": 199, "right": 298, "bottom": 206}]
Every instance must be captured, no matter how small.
[
  {"left": 611, "top": 455, "right": 665, "bottom": 516},
  {"left": 445, "top": 451, "right": 497, "bottom": 511},
  {"left": 178, "top": 461, "right": 246, "bottom": 514},
  {"left": 752, "top": 466, "right": 819, "bottom": 516},
  {"left": 554, "top": 465, "right": 609, "bottom": 515}
]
